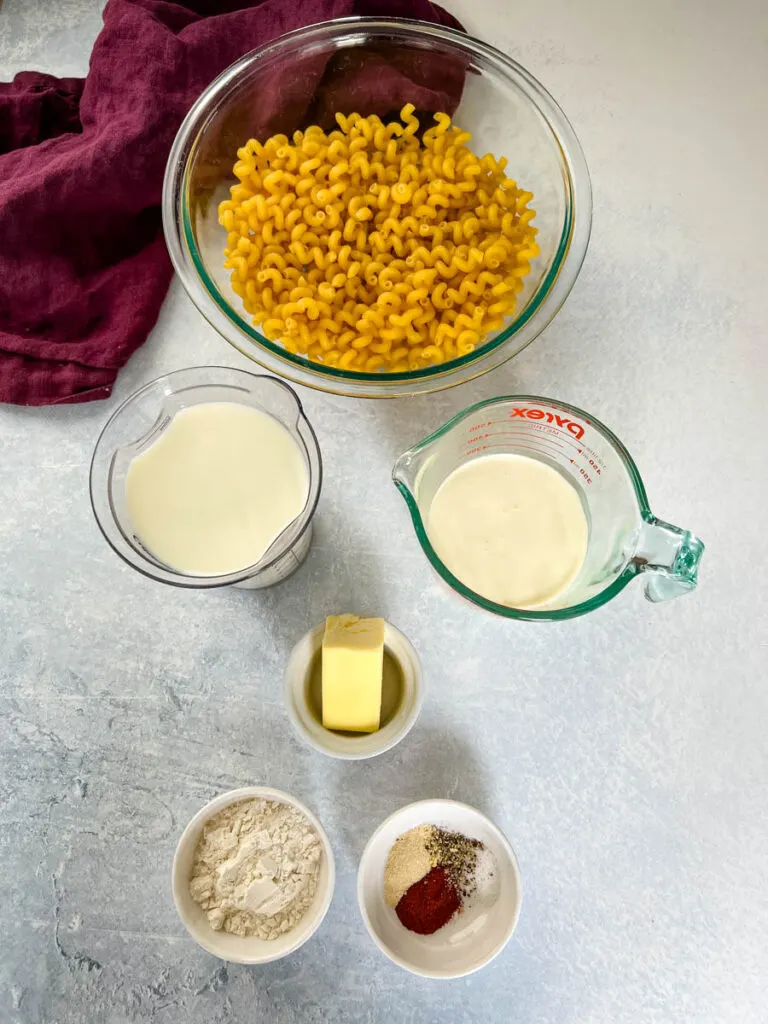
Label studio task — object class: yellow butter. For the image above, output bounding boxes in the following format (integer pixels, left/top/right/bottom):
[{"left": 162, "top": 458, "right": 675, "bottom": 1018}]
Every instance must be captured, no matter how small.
[{"left": 321, "top": 615, "right": 385, "bottom": 733}]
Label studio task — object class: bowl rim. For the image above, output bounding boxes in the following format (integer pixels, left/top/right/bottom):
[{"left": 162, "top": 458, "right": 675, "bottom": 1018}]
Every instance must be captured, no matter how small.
[
  {"left": 356, "top": 798, "right": 523, "bottom": 978},
  {"left": 282, "top": 620, "right": 424, "bottom": 760},
  {"left": 162, "top": 16, "right": 592, "bottom": 398},
  {"left": 172, "top": 785, "right": 336, "bottom": 964}
]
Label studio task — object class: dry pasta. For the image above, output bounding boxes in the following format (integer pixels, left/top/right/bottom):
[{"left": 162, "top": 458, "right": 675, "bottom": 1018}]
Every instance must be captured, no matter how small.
[{"left": 218, "top": 105, "right": 538, "bottom": 372}]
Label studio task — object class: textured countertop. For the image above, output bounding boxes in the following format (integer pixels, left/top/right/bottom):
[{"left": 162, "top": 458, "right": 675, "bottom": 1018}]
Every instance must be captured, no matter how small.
[{"left": 2, "top": 1, "right": 767, "bottom": 1022}]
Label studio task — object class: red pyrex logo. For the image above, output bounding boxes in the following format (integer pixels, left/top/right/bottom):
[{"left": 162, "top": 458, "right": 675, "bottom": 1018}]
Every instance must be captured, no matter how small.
[{"left": 510, "top": 407, "right": 585, "bottom": 441}]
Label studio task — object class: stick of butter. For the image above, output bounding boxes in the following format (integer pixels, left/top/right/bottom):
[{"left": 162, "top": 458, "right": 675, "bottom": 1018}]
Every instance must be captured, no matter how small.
[{"left": 322, "top": 615, "right": 385, "bottom": 733}]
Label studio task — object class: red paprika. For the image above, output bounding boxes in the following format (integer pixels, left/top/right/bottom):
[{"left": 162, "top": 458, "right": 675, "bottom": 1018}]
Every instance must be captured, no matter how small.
[{"left": 395, "top": 866, "right": 461, "bottom": 935}]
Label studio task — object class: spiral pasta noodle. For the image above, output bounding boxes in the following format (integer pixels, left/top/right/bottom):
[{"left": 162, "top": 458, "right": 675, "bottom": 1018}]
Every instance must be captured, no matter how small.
[{"left": 218, "top": 105, "right": 538, "bottom": 372}]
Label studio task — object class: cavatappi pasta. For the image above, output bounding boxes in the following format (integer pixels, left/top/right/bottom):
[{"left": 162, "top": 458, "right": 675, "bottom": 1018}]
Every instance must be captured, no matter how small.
[{"left": 218, "top": 105, "right": 538, "bottom": 372}]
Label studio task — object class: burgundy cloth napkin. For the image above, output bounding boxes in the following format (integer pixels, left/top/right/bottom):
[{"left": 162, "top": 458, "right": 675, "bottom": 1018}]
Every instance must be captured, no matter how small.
[{"left": 0, "top": 0, "right": 462, "bottom": 406}]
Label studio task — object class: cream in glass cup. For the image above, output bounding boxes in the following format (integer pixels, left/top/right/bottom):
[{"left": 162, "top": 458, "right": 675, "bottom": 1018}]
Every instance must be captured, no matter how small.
[
  {"left": 393, "top": 395, "right": 704, "bottom": 620},
  {"left": 90, "top": 366, "right": 321, "bottom": 589}
]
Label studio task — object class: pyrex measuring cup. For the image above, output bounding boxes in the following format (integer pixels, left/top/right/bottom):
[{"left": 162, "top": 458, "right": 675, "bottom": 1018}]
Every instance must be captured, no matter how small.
[
  {"left": 392, "top": 395, "right": 704, "bottom": 620},
  {"left": 90, "top": 366, "right": 321, "bottom": 589}
]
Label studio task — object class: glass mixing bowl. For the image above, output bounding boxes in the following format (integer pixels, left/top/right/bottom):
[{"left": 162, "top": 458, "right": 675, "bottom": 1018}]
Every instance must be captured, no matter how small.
[{"left": 163, "top": 17, "right": 592, "bottom": 398}]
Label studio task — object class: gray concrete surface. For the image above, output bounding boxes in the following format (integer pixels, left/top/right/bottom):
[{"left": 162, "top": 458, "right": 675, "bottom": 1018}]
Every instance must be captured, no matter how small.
[{"left": 1, "top": 1, "right": 767, "bottom": 1021}]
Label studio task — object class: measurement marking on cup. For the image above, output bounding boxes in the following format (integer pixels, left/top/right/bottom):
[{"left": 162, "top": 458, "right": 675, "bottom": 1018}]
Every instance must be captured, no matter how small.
[
  {"left": 466, "top": 442, "right": 565, "bottom": 459},
  {"left": 469, "top": 425, "right": 591, "bottom": 460},
  {"left": 576, "top": 446, "right": 606, "bottom": 468},
  {"left": 467, "top": 426, "right": 569, "bottom": 443},
  {"left": 569, "top": 459, "right": 593, "bottom": 485},
  {"left": 523, "top": 423, "right": 586, "bottom": 453},
  {"left": 463, "top": 416, "right": 606, "bottom": 487},
  {"left": 465, "top": 431, "right": 565, "bottom": 449},
  {"left": 469, "top": 419, "right": 524, "bottom": 431}
]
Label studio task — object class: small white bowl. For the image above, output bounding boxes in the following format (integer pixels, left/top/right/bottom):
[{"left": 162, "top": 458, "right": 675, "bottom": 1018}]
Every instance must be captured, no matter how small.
[
  {"left": 172, "top": 786, "right": 335, "bottom": 963},
  {"left": 283, "top": 620, "right": 423, "bottom": 760},
  {"left": 357, "top": 799, "right": 522, "bottom": 979}
]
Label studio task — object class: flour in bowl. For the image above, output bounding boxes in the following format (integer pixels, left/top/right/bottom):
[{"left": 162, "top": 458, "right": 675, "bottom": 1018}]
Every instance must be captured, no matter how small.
[{"left": 188, "top": 798, "right": 322, "bottom": 940}]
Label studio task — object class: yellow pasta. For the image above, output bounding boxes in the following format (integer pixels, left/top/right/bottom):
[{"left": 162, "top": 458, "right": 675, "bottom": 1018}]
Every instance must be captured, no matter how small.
[{"left": 218, "top": 103, "right": 538, "bottom": 372}]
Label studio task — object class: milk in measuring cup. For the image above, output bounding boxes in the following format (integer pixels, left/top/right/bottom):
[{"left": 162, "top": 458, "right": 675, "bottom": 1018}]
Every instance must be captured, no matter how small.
[
  {"left": 426, "top": 453, "right": 588, "bottom": 609},
  {"left": 125, "top": 402, "right": 309, "bottom": 576}
]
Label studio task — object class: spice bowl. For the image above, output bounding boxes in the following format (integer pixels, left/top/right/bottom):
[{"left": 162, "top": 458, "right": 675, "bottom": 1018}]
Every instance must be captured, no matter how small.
[
  {"left": 357, "top": 799, "right": 522, "bottom": 979},
  {"left": 283, "top": 620, "right": 423, "bottom": 760},
  {"left": 172, "top": 786, "right": 335, "bottom": 964}
]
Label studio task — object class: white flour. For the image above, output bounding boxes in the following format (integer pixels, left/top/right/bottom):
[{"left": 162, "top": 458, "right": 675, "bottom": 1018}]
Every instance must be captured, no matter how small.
[{"left": 188, "top": 798, "right": 322, "bottom": 940}]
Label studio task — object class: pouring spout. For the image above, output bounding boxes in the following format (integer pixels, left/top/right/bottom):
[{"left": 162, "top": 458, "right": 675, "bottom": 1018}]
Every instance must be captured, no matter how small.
[
  {"left": 392, "top": 446, "right": 424, "bottom": 496},
  {"left": 634, "top": 517, "right": 705, "bottom": 602}
]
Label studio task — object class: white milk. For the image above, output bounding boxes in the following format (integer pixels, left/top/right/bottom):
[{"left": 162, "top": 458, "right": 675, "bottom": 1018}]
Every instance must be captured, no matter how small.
[
  {"left": 125, "top": 402, "right": 309, "bottom": 576},
  {"left": 426, "top": 453, "right": 588, "bottom": 609}
]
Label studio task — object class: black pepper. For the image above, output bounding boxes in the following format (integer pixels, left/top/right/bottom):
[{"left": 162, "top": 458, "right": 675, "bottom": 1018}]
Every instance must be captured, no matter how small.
[{"left": 424, "top": 826, "right": 483, "bottom": 900}]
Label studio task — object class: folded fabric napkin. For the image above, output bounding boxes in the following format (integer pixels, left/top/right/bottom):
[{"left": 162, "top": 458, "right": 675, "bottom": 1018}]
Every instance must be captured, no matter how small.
[{"left": 0, "top": 0, "right": 462, "bottom": 406}]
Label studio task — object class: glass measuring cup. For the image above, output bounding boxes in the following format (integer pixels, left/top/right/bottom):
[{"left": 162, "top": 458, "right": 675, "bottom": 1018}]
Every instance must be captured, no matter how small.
[
  {"left": 90, "top": 366, "right": 322, "bottom": 589},
  {"left": 392, "top": 395, "right": 704, "bottom": 620}
]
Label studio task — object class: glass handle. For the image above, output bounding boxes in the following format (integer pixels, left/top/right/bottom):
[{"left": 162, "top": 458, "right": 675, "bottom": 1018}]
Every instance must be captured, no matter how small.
[{"left": 634, "top": 517, "right": 705, "bottom": 603}]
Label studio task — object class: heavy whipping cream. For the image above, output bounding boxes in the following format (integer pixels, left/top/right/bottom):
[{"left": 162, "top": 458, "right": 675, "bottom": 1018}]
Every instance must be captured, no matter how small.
[
  {"left": 125, "top": 402, "right": 309, "bottom": 576},
  {"left": 426, "top": 453, "right": 588, "bottom": 608}
]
